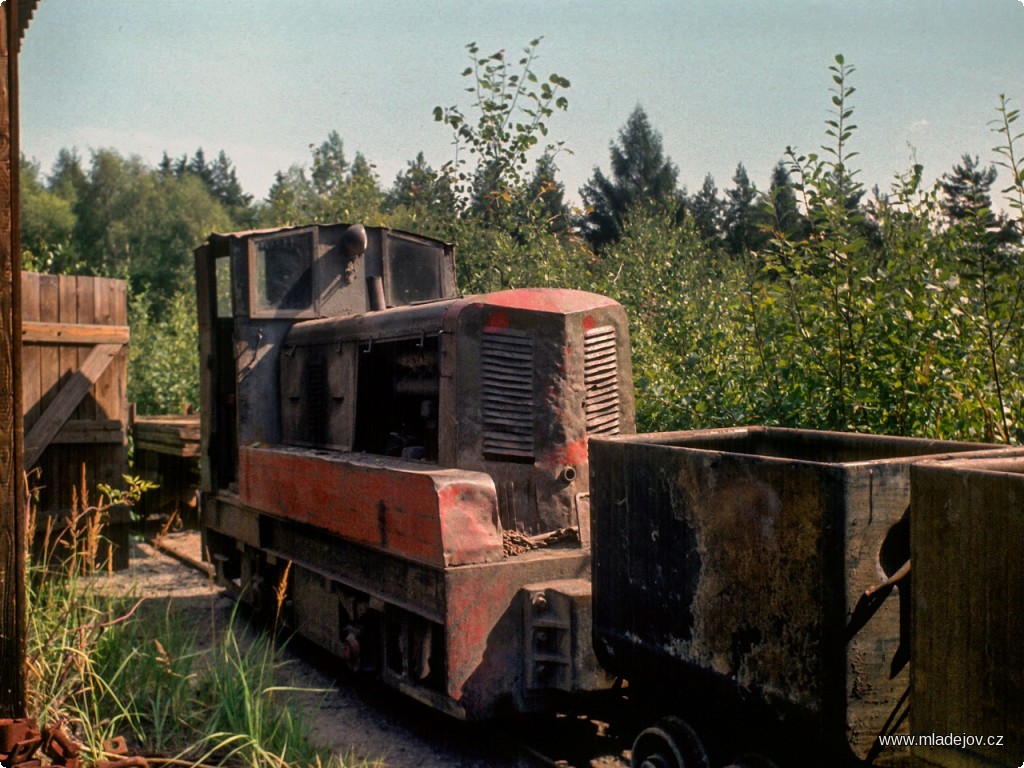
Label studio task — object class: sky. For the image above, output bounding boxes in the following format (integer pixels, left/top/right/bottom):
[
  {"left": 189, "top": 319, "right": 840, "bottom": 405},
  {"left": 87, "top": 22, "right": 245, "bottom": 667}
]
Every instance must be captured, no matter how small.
[{"left": 15, "top": 0, "right": 1024, "bottom": 209}]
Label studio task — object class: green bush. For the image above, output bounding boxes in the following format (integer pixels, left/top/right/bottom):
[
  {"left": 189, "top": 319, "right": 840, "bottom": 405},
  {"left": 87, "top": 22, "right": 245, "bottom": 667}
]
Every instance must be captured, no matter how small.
[{"left": 128, "top": 287, "right": 200, "bottom": 416}]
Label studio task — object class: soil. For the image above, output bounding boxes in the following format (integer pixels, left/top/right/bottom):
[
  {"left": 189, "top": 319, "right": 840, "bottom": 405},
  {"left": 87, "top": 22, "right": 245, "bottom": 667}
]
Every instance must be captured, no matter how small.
[{"left": 100, "top": 533, "right": 631, "bottom": 768}]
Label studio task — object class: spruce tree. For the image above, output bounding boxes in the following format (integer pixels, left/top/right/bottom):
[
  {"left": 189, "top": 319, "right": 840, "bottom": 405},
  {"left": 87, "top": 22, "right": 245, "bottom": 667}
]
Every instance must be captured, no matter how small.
[
  {"left": 689, "top": 174, "right": 723, "bottom": 245},
  {"left": 723, "top": 163, "right": 769, "bottom": 254},
  {"left": 579, "top": 106, "right": 683, "bottom": 249}
]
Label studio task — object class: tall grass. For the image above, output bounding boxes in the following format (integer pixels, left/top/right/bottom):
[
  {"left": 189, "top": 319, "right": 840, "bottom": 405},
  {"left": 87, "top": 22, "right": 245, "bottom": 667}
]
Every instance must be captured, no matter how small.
[{"left": 25, "top": 473, "right": 374, "bottom": 768}]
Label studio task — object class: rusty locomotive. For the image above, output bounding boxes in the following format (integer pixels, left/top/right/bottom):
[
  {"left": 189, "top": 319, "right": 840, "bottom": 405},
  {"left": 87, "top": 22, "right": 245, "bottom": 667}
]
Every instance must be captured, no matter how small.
[
  {"left": 196, "top": 223, "right": 1022, "bottom": 768},
  {"left": 196, "top": 223, "right": 634, "bottom": 719}
]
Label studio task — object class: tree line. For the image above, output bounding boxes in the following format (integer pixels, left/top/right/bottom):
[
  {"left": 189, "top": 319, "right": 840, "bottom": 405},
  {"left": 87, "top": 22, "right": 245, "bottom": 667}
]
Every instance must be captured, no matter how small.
[{"left": 20, "top": 45, "right": 1024, "bottom": 444}]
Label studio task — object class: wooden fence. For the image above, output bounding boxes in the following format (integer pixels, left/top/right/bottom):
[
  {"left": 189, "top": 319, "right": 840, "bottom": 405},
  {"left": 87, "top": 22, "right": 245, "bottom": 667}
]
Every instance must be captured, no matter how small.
[{"left": 20, "top": 272, "right": 130, "bottom": 551}]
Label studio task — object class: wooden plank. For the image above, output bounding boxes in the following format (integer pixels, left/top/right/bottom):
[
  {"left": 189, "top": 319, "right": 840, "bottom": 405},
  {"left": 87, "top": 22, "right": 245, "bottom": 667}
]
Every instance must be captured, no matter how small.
[
  {"left": 56, "top": 275, "right": 76, "bottom": 420},
  {"left": 23, "top": 343, "right": 123, "bottom": 468},
  {"left": 0, "top": 0, "right": 26, "bottom": 718},
  {"left": 93, "top": 277, "right": 120, "bottom": 427},
  {"left": 110, "top": 276, "right": 126, "bottom": 325},
  {"left": 50, "top": 418, "right": 124, "bottom": 445},
  {"left": 135, "top": 439, "right": 201, "bottom": 458},
  {"left": 91, "top": 277, "right": 112, "bottom": 426},
  {"left": 134, "top": 415, "right": 201, "bottom": 441},
  {"left": 21, "top": 321, "right": 130, "bottom": 345},
  {"left": 74, "top": 276, "right": 95, "bottom": 422},
  {"left": 36, "top": 273, "right": 57, "bottom": 413},
  {"left": 20, "top": 272, "right": 39, "bottom": 427},
  {"left": 134, "top": 428, "right": 199, "bottom": 446},
  {"left": 97, "top": 277, "right": 126, "bottom": 489},
  {"left": 136, "top": 414, "right": 201, "bottom": 424}
]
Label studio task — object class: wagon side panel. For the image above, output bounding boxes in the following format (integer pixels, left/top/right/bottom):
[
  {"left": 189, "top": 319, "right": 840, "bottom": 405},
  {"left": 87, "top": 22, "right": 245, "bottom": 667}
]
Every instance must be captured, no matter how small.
[
  {"left": 912, "top": 462, "right": 1024, "bottom": 766},
  {"left": 591, "top": 438, "right": 844, "bottom": 742}
]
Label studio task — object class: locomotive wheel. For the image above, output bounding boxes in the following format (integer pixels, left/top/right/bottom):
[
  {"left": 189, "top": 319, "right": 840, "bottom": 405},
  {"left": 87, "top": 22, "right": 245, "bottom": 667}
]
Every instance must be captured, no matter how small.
[
  {"left": 630, "top": 716, "right": 710, "bottom": 768},
  {"left": 339, "top": 626, "right": 362, "bottom": 673}
]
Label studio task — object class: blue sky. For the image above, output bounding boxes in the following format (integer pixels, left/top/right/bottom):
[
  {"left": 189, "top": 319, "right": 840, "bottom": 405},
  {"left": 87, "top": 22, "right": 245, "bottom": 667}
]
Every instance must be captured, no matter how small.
[{"left": 16, "top": 0, "right": 1024, "bottom": 207}]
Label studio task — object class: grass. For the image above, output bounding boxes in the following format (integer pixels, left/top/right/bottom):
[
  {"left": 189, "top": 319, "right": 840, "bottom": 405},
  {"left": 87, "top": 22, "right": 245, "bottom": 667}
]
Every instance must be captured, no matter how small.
[{"left": 25, "top": 472, "right": 378, "bottom": 768}]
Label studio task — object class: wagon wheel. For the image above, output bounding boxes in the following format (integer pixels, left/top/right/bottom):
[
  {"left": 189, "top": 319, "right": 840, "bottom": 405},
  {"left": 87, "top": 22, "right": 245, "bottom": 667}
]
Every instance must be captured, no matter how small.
[{"left": 630, "top": 716, "right": 710, "bottom": 768}]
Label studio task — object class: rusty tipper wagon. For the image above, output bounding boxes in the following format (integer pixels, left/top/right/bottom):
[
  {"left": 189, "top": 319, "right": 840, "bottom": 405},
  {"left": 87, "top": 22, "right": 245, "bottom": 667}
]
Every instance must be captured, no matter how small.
[
  {"left": 589, "top": 427, "right": 1008, "bottom": 768},
  {"left": 195, "top": 223, "right": 635, "bottom": 718}
]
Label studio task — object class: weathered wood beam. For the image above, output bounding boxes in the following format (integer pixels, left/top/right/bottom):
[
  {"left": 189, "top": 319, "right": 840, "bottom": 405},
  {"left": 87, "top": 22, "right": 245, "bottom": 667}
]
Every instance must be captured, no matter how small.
[
  {"left": 135, "top": 440, "right": 201, "bottom": 458},
  {"left": 22, "top": 320, "right": 130, "bottom": 345},
  {"left": 0, "top": 0, "right": 26, "bottom": 718},
  {"left": 50, "top": 419, "right": 126, "bottom": 445}
]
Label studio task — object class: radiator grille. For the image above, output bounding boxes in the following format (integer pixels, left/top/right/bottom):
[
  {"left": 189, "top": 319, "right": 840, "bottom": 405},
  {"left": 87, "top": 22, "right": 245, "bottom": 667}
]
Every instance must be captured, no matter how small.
[
  {"left": 584, "top": 326, "right": 621, "bottom": 435},
  {"left": 481, "top": 328, "right": 534, "bottom": 459},
  {"left": 305, "top": 354, "right": 327, "bottom": 444}
]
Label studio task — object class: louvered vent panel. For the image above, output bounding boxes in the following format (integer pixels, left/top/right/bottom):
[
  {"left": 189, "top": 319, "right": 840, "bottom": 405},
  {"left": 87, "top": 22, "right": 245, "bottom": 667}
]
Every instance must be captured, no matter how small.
[
  {"left": 584, "top": 326, "right": 621, "bottom": 435},
  {"left": 305, "top": 355, "right": 327, "bottom": 444},
  {"left": 481, "top": 329, "right": 535, "bottom": 459}
]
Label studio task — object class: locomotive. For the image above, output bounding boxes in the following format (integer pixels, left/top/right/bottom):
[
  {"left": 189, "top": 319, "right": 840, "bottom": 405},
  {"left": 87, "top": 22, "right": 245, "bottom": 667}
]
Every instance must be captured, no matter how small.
[
  {"left": 196, "top": 223, "right": 1022, "bottom": 768},
  {"left": 195, "top": 223, "right": 635, "bottom": 718}
]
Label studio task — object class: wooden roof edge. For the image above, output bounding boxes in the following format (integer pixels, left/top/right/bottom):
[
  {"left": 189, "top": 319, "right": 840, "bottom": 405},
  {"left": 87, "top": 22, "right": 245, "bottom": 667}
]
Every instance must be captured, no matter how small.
[{"left": 15, "top": 0, "right": 39, "bottom": 46}]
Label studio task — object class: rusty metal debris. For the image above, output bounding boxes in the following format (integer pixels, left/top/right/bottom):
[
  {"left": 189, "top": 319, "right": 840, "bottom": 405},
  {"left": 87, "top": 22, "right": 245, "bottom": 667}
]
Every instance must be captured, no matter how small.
[
  {"left": 42, "top": 721, "right": 82, "bottom": 767},
  {"left": 0, "top": 718, "right": 148, "bottom": 768},
  {"left": 502, "top": 526, "right": 579, "bottom": 556},
  {"left": 0, "top": 718, "right": 42, "bottom": 768}
]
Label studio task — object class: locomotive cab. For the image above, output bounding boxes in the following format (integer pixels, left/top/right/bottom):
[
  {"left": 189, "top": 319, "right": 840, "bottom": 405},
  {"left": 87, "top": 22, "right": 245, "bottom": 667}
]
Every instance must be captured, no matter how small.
[
  {"left": 195, "top": 223, "right": 634, "bottom": 718},
  {"left": 195, "top": 223, "right": 458, "bottom": 493}
]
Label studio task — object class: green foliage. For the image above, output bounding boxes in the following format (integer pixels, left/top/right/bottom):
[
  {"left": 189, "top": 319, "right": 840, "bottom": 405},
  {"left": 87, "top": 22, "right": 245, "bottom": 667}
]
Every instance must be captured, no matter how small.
[
  {"left": 161, "top": 148, "right": 256, "bottom": 226},
  {"left": 427, "top": 38, "right": 591, "bottom": 293},
  {"left": 259, "top": 133, "right": 386, "bottom": 228},
  {"left": 992, "top": 93, "right": 1024, "bottom": 219},
  {"left": 940, "top": 153, "right": 998, "bottom": 223},
  {"left": 766, "top": 161, "right": 804, "bottom": 240},
  {"left": 20, "top": 45, "right": 1024, "bottom": 444},
  {"left": 558, "top": 54, "right": 1023, "bottom": 442},
  {"left": 96, "top": 474, "right": 159, "bottom": 508},
  {"left": 26, "top": 148, "right": 234, "bottom": 316},
  {"left": 434, "top": 38, "right": 571, "bottom": 219},
  {"left": 580, "top": 106, "right": 684, "bottom": 249},
  {"left": 383, "top": 151, "right": 458, "bottom": 226},
  {"left": 592, "top": 204, "right": 754, "bottom": 431},
  {"left": 689, "top": 174, "right": 724, "bottom": 245},
  {"left": 723, "top": 162, "right": 771, "bottom": 255},
  {"left": 20, "top": 155, "right": 81, "bottom": 273},
  {"left": 128, "top": 288, "right": 200, "bottom": 415},
  {"left": 723, "top": 58, "right": 1024, "bottom": 440}
]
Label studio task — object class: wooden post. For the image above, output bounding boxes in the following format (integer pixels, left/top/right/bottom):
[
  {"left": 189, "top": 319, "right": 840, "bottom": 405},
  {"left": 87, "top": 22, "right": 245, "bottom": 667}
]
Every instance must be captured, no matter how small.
[{"left": 0, "top": 0, "right": 26, "bottom": 718}]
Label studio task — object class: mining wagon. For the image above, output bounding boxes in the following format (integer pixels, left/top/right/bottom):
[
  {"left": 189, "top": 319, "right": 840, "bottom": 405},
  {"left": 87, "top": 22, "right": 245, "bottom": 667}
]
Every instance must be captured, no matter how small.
[
  {"left": 589, "top": 427, "right": 1016, "bottom": 768},
  {"left": 195, "top": 223, "right": 635, "bottom": 718}
]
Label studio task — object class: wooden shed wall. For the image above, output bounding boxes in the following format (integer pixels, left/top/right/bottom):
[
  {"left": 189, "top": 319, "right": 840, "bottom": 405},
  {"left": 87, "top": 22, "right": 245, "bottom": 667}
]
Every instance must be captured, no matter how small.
[{"left": 21, "top": 272, "right": 129, "bottom": 512}]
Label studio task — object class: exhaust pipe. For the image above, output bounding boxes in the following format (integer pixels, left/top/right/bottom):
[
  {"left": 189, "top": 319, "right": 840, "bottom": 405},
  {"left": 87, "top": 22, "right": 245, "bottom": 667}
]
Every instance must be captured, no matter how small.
[{"left": 366, "top": 275, "right": 386, "bottom": 312}]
